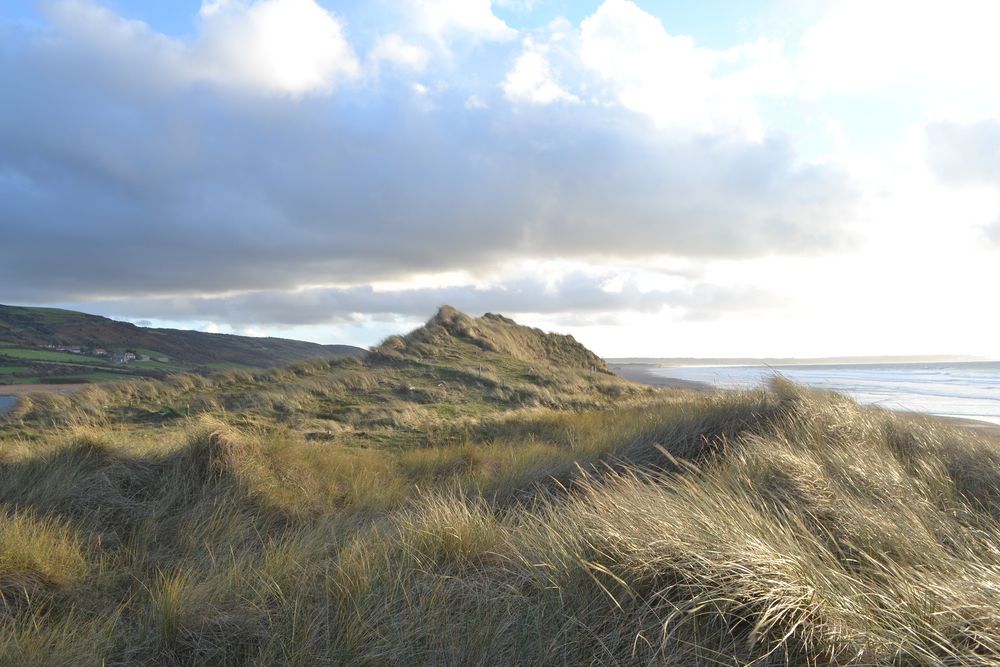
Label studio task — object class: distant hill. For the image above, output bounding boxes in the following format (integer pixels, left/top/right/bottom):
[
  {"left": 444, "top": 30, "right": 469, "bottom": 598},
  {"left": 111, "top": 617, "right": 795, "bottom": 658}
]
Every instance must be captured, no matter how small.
[{"left": 0, "top": 304, "right": 365, "bottom": 385}]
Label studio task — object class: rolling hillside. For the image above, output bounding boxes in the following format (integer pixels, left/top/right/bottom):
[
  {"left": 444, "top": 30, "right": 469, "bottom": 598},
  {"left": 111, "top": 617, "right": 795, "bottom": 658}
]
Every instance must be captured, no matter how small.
[{"left": 0, "top": 304, "right": 365, "bottom": 385}]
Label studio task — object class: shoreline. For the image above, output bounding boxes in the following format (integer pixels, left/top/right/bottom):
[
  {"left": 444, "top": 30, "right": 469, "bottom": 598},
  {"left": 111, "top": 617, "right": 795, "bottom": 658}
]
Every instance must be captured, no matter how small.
[
  {"left": 607, "top": 357, "right": 996, "bottom": 369},
  {"left": 609, "top": 363, "right": 713, "bottom": 392},
  {"left": 933, "top": 415, "right": 1000, "bottom": 437},
  {"left": 614, "top": 363, "right": 1000, "bottom": 437}
]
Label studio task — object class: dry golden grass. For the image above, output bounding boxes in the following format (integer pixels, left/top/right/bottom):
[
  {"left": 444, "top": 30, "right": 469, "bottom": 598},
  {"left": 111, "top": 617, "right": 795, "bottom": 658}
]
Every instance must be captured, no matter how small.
[
  {"left": 0, "top": 379, "right": 996, "bottom": 665},
  {"left": 0, "top": 310, "right": 998, "bottom": 665}
]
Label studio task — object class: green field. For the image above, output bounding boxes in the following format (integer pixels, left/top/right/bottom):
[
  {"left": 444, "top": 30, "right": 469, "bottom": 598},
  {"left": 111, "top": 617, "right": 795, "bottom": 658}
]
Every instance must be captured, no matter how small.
[
  {"left": 129, "top": 360, "right": 178, "bottom": 370},
  {"left": 75, "top": 371, "right": 136, "bottom": 382},
  {"left": 0, "top": 346, "right": 129, "bottom": 386},
  {"left": 0, "top": 348, "right": 106, "bottom": 364},
  {"left": 0, "top": 345, "right": 230, "bottom": 387},
  {"left": 1, "top": 378, "right": 40, "bottom": 385},
  {"left": 133, "top": 348, "right": 170, "bottom": 358},
  {"left": 0, "top": 340, "right": 306, "bottom": 389}
]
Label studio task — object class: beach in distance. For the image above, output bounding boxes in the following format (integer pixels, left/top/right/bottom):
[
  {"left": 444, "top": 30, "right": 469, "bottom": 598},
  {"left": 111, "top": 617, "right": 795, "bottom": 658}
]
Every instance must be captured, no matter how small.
[{"left": 612, "top": 358, "right": 1000, "bottom": 426}]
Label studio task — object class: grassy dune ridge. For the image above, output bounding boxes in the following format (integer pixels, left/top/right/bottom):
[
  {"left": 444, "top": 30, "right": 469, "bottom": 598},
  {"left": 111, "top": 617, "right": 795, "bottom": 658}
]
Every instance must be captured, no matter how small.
[{"left": 0, "top": 308, "right": 998, "bottom": 665}]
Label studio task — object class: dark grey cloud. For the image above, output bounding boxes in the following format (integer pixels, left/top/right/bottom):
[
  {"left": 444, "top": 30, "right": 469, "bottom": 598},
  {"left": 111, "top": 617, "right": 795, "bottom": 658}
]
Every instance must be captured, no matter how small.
[
  {"left": 71, "top": 273, "right": 781, "bottom": 326},
  {"left": 926, "top": 120, "right": 1000, "bottom": 185},
  {"left": 0, "top": 9, "right": 856, "bottom": 311}
]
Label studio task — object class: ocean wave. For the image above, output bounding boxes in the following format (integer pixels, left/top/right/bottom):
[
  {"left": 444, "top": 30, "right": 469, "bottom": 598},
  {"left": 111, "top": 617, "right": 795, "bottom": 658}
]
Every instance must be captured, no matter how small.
[{"left": 653, "top": 363, "right": 1000, "bottom": 421}]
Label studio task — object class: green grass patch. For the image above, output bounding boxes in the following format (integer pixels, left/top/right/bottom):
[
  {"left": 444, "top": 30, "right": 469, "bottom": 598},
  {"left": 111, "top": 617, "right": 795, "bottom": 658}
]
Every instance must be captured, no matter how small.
[
  {"left": 128, "top": 360, "right": 182, "bottom": 371},
  {"left": 0, "top": 348, "right": 110, "bottom": 364},
  {"left": 132, "top": 348, "right": 168, "bottom": 357},
  {"left": 3, "top": 376, "right": 50, "bottom": 384},
  {"left": 75, "top": 372, "right": 131, "bottom": 382},
  {"left": 203, "top": 362, "right": 253, "bottom": 371}
]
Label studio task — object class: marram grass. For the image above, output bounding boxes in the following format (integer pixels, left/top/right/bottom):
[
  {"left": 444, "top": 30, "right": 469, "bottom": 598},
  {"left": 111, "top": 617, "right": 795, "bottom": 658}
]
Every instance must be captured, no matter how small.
[
  {"left": 0, "top": 309, "right": 998, "bottom": 665},
  {"left": 0, "top": 383, "right": 997, "bottom": 665}
]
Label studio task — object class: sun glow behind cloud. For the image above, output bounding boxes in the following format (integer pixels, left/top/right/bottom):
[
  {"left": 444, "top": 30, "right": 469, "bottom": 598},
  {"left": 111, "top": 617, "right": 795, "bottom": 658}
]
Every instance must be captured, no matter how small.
[
  {"left": 1, "top": 0, "right": 999, "bottom": 357},
  {"left": 195, "top": 0, "right": 360, "bottom": 94}
]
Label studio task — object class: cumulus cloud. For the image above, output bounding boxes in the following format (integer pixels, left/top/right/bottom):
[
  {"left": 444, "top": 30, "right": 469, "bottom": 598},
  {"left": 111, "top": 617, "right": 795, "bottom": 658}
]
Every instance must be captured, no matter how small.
[
  {"left": 408, "top": 0, "right": 516, "bottom": 44},
  {"left": 40, "top": 0, "right": 360, "bottom": 96},
  {"left": 578, "top": 0, "right": 758, "bottom": 135},
  {"left": 369, "top": 33, "right": 431, "bottom": 72},
  {"left": 494, "top": 0, "right": 538, "bottom": 11},
  {"left": 0, "top": 1, "right": 856, "bottom": 322},
  {"left": 926, "top": 120, "right": 1000, "bottom": 185},
  {"left": 194, "top": 0, "right": 360, "bottom": 94},
  {"left": 503, "top": 50, "right": 578, "bottom": 104}
]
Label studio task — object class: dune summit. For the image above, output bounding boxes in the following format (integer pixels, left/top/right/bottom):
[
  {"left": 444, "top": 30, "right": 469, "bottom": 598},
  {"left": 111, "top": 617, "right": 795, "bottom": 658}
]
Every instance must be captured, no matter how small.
[{"left": 377, "top": 305, "right": 610, "bottom": 371}]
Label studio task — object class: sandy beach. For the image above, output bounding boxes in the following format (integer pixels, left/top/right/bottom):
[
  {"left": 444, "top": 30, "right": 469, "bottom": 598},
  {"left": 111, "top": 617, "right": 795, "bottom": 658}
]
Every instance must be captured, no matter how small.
[
  {"left": 933, "top": 415, "right": 1000, "bottom": 437},
  {"left": 609, "top": 363, "right": 713, "bottom": 391}
]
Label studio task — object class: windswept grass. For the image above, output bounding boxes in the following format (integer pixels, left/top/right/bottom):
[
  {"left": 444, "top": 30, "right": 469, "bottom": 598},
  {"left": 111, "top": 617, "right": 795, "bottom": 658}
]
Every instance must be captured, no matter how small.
[
  {"left": 0, "top": 381, "right": 996, "bottom": 664},
  {"left": 0, "top": 309, "right": 998, "bottom": 665}
]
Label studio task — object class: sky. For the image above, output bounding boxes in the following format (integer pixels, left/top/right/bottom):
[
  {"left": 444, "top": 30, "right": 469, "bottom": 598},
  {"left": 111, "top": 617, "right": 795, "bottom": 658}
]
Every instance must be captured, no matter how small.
[{"left": 1, "top": 0, "right": 999, "bottom": 358}]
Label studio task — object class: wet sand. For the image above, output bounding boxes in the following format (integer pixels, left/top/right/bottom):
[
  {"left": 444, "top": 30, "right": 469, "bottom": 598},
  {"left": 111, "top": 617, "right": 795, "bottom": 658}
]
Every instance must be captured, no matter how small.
[
  {"left": 929, "top": 415, "right": 1000, "bottom": 438},
  {"left": 609, "top": 363, "right": 713, "bottom": 392}
]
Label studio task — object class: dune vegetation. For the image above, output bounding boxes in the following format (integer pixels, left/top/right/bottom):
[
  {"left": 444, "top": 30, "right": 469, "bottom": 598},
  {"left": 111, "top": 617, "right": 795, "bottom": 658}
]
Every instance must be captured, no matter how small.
[{"left": 0, "top": 307, "right": 998, "bottom": 665}]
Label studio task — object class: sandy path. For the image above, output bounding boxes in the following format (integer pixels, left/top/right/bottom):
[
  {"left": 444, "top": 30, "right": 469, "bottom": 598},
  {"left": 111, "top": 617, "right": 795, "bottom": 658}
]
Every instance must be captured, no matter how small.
[{"left": 0, "top": 383, "right": 91, "bottom": 396}]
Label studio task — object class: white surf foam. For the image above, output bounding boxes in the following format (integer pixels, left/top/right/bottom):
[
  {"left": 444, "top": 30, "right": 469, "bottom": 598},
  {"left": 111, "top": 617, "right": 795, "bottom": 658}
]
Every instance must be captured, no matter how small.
[{"left": 652, "top": 361, "right": 1000, "bottom": 424}]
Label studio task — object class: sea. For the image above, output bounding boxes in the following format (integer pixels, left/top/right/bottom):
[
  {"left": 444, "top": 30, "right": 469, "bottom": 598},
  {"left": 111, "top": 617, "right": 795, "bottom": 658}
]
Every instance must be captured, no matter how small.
[{"left": 651, "top": 361, "right": 1000, "bottom": 425}]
